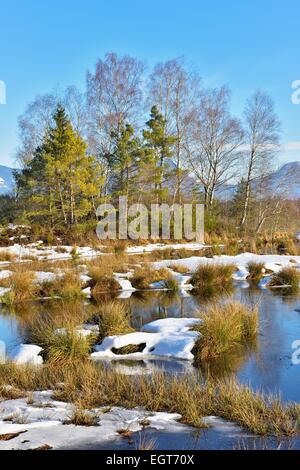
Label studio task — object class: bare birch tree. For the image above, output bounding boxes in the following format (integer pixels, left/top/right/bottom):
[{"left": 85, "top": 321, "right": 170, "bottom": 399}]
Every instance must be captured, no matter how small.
[
  {"left": 187, "top": 86, "right": 244, "bottom": 208},
  {"left": 86, "top": 52, "right": 145, "bottom": 159},
  {"left": 240, "top": 90, "right": 280, "bottom": 227}
]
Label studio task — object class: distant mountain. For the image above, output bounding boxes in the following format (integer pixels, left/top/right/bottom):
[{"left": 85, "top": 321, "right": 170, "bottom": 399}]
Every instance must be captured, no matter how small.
[
  {"left": 216, "top": 161, "right": 300, "bottom": 201},
  {"left": 0, "top": 161, "right": 299, "bottom": 200},
  {"left": 268, "top": 161, "right": 300, "bottom": 199},
  {"left": 0, "top": 165, "right": 15, "bottom": 195}
]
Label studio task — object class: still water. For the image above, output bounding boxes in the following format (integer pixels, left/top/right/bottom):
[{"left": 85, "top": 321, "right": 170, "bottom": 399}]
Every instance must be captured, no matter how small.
[{"left": 1, "top": 285, "right": 300, "bottom": 449}]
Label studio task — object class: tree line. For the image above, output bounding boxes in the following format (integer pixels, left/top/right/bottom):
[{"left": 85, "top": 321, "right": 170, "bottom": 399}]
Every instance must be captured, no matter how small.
[{"left": 9, "top": 52, "right": 290, "bottom": 237}]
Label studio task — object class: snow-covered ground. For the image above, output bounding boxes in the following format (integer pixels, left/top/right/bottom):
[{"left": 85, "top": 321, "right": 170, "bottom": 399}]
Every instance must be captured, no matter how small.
[
  {"left": 1, "top": 245, "right": 300, "bottom": 302},
  {"left": 0, "top": 244, "right": 101, "bottom": 265},
  {"left": 153, "top": 252, "right": 300, "bottom": 282},
  {"left": 1, "top": 242, "right": 299, "bottom": 449},
  {"left": 126, "top": 242, "right": 205, "bottom": 254},
  {"left": 0, "top": 391, "right": 187, "bottom": 450},
  {"left": 0, "top": 242, "right": 206, "bottom": 265},
  {"left": 10, "top": 344, "right": 43, "bottom": 365},
  {"left": 0, "top": 390, "right": 247, "bottom": 450}
]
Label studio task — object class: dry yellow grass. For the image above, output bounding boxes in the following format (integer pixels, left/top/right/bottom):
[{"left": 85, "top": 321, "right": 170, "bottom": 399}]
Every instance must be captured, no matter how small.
[
  {"left": 168, "top": 263, "right": 190, "bottom": 274},
  {"left": 268, "top": 267, "right": 300, "bottom": 290},
  {"left": 0, "top": 270, "right": 38, "bottom": 304},
  {"left": 0, "top": 250, "right": 16, "bottom": 262},
  {"left": 0, "top": 362, "right": 299, "bottom": 436},
  {"left": 131, "top": 266, "right": 171, "bottom": 289},
  {"left": 28, "top": 320, "right": 93, "bottom": 365},
  {"left": 192, "top": 301, "right": 259, "bottom": 362},
  {"left": 64, "top": 407, "right": 98, "bottom": 426},
  {"left": 39, "top": 271, "right": 84, "bottom": 300},
  {"left": 191, "top": 263, "right": 236, "bottom": 289},
  {"left": 95, "top": 301, "right": 134, "bottom": 340}
]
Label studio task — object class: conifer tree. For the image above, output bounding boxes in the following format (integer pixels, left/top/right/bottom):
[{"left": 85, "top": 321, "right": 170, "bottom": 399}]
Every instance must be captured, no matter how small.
[
  {"left": 16, "top": 105, "right": 104, "bottom": 226},
  {"left": 143, "top": 106, "right": 176, "bottom": 201},
  {"left": 110, "top": 124, "right": 143, "bottom": 199},
  {"left": 231, "top": 178, "right": 248, "bottom": 220}
]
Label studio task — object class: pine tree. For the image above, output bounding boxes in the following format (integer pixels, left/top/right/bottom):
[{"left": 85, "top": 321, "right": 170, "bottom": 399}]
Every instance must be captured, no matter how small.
[
  {"left": 231, "top": 178, "right": 248, "bottom": 220},
  {"left": 110, "top": 124, "right": 143, "bottom": 199},
  {"left": 143, "top": 106, "right": 176, "bottom": 201},
  {"left": 17, "top": 105, "right": 105, "bottom": 226}
]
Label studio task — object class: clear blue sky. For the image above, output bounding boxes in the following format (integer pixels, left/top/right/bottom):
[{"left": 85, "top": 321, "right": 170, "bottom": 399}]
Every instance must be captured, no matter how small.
[{"left": 1, "top": 0, "right": 300, "bottom": 167}]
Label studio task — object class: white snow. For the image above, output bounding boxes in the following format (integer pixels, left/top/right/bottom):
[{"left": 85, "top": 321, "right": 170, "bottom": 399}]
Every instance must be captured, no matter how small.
[
  {"left": 0, "top": 270, "right": 12, "bottom": 280},
  {"left": 0, "top": 391, "right": 187, "bottom": 450},
  {"left": 0, "top": 244, "right": 102, "bottom": 264},
  {"left": 80, "top": 274, "right": 92, "bottom": 284},
  {"left": 170, "top": 272, "right": 193, "bottom": 291},
  {"left": 34, "top": 271, "right": 56, "bottom": 283},
  {"left": 0, "top": 287, "right": 11, "bottom": 297},
  {"left": 114, "top": 276, "right": 135, "bottom": 292},
  {"left": 126, "top": 242, "right": 205, "bottom": 254},
  {"left": 142, "top": 317, "right": 202, "bottom": 334},
  {"left": 55, "top": 324, "right": 99, "bottom": 338},
  {"left": 10, "top": 344, "right": 43, "bottom": 365},
  {"left": 91, "top": 318, "right": 201, "bottom": 361},
  {"left": 117, "top": 290, "right": 134, "bottom": 299},
  {"left": 82, "top": 286, "right": 92, "bottom": 298},
  {"left": 153, "top": 252, "right": 300, "bottom": 282}
]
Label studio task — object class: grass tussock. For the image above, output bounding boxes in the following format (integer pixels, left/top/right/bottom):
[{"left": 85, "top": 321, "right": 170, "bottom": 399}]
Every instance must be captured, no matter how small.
[
  {"left": 65, "top": 407, "right": 98, "bottom": 426},
  {"left": 161, "top": 278, "right": 179, "bottom": 292},
  {"left": 149, "top": 247, "right": 202, "bottom": 262},
  {"left": 28, "top": 317, "right": 94, "bottom": 365},
  {"left": 88, "top": 254, "right": 130, "bottom": 276},
  {"left": 0, "top": 270, "right": 38, "bottom": 304},
  {"left": 135, "top": 433, "right": 157, "bottom": 450},
  {"left": 214, "top": 380, "right": 299, "bottom": 436},
  {"left": 131, "top": 266, "right": 171, "bottom": 289},
  {"left": 88, "top": 255, "right": 132, "bottom": 297},
  {"left": 40, "top": 272, "right": 84, "bottom": 300},
  {"left": 95, "top": 301, "right": 134, "bottom": 341},
  {"left": 0, "top": 250, "right": 16, "bottom": 262},
  {"left": 113, "top": 240, "right": 127, "bottom": 254},
  {"left": 191, "top": 263, "right": 236, "bottom": 289},
  {"left": 0, "top": 385, "right": 26, "bottom": 400},
  {"left": 268, "top": 267, "right": 300, "bottom": 290},
  {"left": 90, "top": 275, "right": 121, "bottom": 300},
  {"left": 168, "top": 264, "right": 190, "bottom": 274},
  {"left": 0, "top": 362, "right": 299, "bottom": 436},
  {"left": 192, "top": 302, "right": 259, "bottom": 362},
  {"left": 247, "top": 261, "right": 265, "bottom": 282}
]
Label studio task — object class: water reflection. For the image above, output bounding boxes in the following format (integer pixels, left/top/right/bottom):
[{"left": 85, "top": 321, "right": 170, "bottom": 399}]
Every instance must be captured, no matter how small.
[{"left": 0, "top": 285, "right": 300, "bottom": 403}]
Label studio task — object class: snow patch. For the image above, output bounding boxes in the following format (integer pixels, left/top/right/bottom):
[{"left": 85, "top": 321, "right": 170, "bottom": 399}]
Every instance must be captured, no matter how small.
[
  {"left": 10, "top": 344, "right": 43, "bottom": 365},
  {"left": 91, "top": 318, "right": 201, "bottom": 361}
]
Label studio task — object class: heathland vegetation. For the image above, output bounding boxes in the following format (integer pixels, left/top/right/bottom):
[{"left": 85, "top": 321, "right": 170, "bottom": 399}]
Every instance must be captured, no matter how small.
[{"left": 0, "top": 53, "right": 300, "bottom": 449}]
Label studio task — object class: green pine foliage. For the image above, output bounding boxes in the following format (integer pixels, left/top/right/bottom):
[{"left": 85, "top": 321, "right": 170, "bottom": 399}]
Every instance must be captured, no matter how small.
[
  {"left": 16, "top": 105, "right": 105, "bottom": 227},
  {"left": 143, "top": 106, "right": 177, "bottom": 201}
]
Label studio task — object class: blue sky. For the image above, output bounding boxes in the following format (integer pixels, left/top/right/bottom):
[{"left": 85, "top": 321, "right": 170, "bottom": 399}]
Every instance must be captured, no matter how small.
[{"left": 0, "top": 0, "right": 300, "bottom": 167}]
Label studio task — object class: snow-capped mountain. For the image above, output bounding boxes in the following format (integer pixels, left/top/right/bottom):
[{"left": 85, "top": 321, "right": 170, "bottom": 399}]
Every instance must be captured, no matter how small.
[
  {"left": 213, "top": 162, "right": 300, "bottom": 201},
  {"left": 268, "top": 161, "right": 300, "bottom": 199},
  {"left": 0, "top": 165, "right": 15, "bottom": 195}
]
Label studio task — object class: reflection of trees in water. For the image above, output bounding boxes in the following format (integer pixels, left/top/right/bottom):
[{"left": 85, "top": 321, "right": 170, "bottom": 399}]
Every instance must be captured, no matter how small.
[
  {"left": 239, "top": 287, "right": 300, "bottom": 395},
  {"left": 269, "top": 287, "right": 300, "bottom": 305},
  {"left": 191, "top": 284, "right": 234, "bottom": 306}
]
